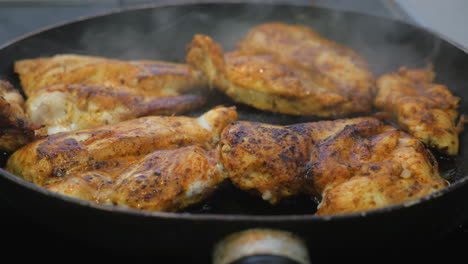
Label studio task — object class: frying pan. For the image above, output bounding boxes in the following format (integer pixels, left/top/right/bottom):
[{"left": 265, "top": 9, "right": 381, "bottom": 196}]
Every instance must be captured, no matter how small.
[{"left": 1, "top": 1, "right": 468, "bottom": 261}]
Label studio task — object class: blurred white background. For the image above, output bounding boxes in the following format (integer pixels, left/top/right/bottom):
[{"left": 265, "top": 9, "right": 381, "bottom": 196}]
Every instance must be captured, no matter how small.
[{"left": 395, "top": 0, "right": 468, "bottom": 49}]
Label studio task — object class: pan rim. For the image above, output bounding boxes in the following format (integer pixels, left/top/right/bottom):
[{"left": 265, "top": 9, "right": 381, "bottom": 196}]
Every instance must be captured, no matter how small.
[{"left": 1, "top": 0, "right": 467, "bottom": 222}]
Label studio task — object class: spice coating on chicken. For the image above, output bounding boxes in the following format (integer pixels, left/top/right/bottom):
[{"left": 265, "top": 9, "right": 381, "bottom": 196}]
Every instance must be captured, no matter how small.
[
  {"left": 236, "top": 22, "right": 376, "bottom": 116},
  {"left": 13, "top": 54, "right": 209, "bottom": 134},
  {"left": 25, "top": 83, "right": 205, "bottom": 134},
  {"left": 375, "top": 67, "right": 461, "bottom": 155},
  {"left": 6, "top": 106, "right": 237, "bottom": 188},
  {"left": 220, "top": 117, "right": 447, "bottom": 214},
  {"left": 14, "top": 54, "right": 206, "bottom": 97},
  {"left": 219, "top": 117, "right": 377, "bottom": 204},
  {"left": 0, "top": 80, "right": 43, "bottom": 152},
  {"left": 221, "top": 50, "right": 349, "bottom": 116},
  {"left": 2, "top": 25, "right": 456, "bottom": 215},
  {"left": 219, "top": 121, "right": 314, "bottom": 204},
  {"left": 187, "top": 25, "right": 374, "bottom": 117},
  {"left": 46, "top": 146, "right": 224, "bottom": 212},
  {"left": 308, "top": 118, "right": 446, "bottom": 215}
]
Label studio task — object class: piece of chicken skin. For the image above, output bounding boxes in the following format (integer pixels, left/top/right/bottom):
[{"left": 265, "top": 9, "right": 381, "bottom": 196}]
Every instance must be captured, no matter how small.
[
  {"left": 308, "top": 118, "right": 446, "bottom": 215},
  {"left": 25, "top": 83, "right": 206, "bottom": 135},
  {"left": 0, "top": 80, "right": 44, "bottom": 152},
  {"left": 220, "top": 117, "right": 447, "bottom": 215},
  {"left": 14, "top": 54, "right": 206, "bottom": 97},
  {"left": 46, "top": 145, "right": 224, "bottom": 212},
  {"left": 6, "top": 106, "right": 238, "bottom": 188},
  {"left": 186, "top": 34, "right": 372, "bottom": 118},
  {"left": 374, "top": 67, "right": 461, "bottom": 155},
  {"left": 236, "top": 22, "right": 376, "bottom": 116}
]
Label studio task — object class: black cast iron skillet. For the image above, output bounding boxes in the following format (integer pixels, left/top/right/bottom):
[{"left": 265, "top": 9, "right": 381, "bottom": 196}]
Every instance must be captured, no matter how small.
[{"left": 1, "top": 1, "right": 468, "bottom": 262}]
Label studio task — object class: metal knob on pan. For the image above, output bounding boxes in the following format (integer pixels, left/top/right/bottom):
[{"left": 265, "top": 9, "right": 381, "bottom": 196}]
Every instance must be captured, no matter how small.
[{"left": 213, "top": 229, "right": 310, "bottom": 264}]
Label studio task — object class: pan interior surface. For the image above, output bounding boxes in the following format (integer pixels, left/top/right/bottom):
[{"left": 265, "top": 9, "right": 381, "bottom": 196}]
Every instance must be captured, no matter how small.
[{"left": 0, "top": 2, "right": 468, "bottom": 219}]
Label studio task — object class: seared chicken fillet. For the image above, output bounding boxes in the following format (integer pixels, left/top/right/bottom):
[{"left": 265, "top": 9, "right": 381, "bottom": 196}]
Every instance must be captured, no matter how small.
[
  {"left": 14, "top": 54, "right": 208, "bottom": 134},
  {"left": 15, "top": 54, "right": 206, "bottom": 97},
  {"left": 7, "top": 106, "right": 237, "bottom": 211},
  {"left": 187, "top": 22, "right": 374, "bottom": 117},
  {"left": 46, "top": 146, "right": 223, "bottom": 212},
  {"left": 26, "top": 83, "right": 205, "bottom": 134},
  {"left": 375, "top": 67, "right": 461, "bottom": 155},
  {"left": 0, "top": 80, "right": 43, "bottom": 152},
  {"left": 219, "top": 121, "right": 315, "bottom": 204},
  {"left": 220, "top": 117, "right": 447, "bottom": 214},
  {"left": 6, "top": 107, "right": 237, "bottom": 200},
  {"left": 219, "top": 117, "right": 378, "bottom": 204},
  {"left": 308, "top": 118, "right": 446, "bottom": 215},
  {"left": 237, "top": 23, "right": 376, "bottom": 103}
]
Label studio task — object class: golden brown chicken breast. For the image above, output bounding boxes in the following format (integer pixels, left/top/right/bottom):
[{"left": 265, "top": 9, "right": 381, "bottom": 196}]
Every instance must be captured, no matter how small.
[
  {"left": 187, "top": 24, "right": 375, "bottom": 117},
  {"left": 7, "top": 106, "right": 237, "bottom": 211},
  {"left": 14, "top": 54, "right": 206, "bottom": 97},
  {"left": 6, "top": 106, "right": 237, "bottom": 186},
  {"left": 46, "top": 146, "right": 224, "bottom": 212},
  {"left": 308, "top": 118, "right": 446, "bottom": 215},
  {"left": 374, "top": 67, "right": 461, "bottom": 155},
  {"left": 14, "top": 54, "right": 209, "bottom": 134},
  {"left": 219, "top": 117, "right": 377, "bottom": 204},
  {"left": 25, "top": 83, "right": 205, "bottom": 134},
  {"left": 0, "top": 80, "right": 43, "bottom": 152},
  {"left": 238, "top": 22, "right": 375, "bottom": 116},
  {"left": 189, "top": 38, "right": 350, "bottom": 116},
  {"left": 220, "top": 117, "right": 447, "bottom": 214},
  {"left": 219, "top": 121, "right": 314, "bottom": 204}
]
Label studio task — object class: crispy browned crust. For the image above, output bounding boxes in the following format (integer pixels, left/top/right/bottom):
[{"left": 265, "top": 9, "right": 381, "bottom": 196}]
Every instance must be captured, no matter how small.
[
  {"left": 219, "top": 121, "right": 314, "bottom": 204},
  {"left": 219, "top": 118, "right": 375, "bottom": 204},
  {"left": 187, "top": 24, "right": 375, "bottom": 117},
  {"left": 7, "top": 106, "right": 237, "bottom": 212},
  {"left": 112, "top": 146, "right": 223, "bottom": 211},
  {"left": 15, "top": 54, "right": 206, "bottom": 97},
  {"left": 309, "top": 119, "right": 446, "bottom": 215},
  {"left": 6, "top": 106, "right": 237, "bottom": 186},
  {"left": 220, "top": 117, "right": 446, "bottom": 214},
  {"left": 6, "top": 103, "right": 446, "bottom": 214},
  {"left": 188, "top": 34, "right": 344, "bottom": 117},
  {"left": 14, "top": 54, "right": 209, "bottom": 134},
  {"left": 46, "top": 146, "right": 224, "bottom": 212},
  {"left": 235, "top": 22, "right": 376, "bottom": 116},
  {"left": 0, "top": 80, "right": 43, "bottom": 152},
  {"left": 375, "top": 67, "right": 461, "bottom": 155},
  {"left": 26, "top": 83, "right": 206, "bottom": 134}
]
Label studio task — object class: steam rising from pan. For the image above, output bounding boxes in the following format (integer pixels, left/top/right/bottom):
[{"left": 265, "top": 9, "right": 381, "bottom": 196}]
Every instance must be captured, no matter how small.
[{"left": 7, "top": 3, "right": 439, "bottom": 79}]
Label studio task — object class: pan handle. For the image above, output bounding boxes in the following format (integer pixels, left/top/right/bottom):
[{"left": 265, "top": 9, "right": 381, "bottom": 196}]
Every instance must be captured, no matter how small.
[{"left": 212, "top": 228, "right": 310, "bottom": 264}]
